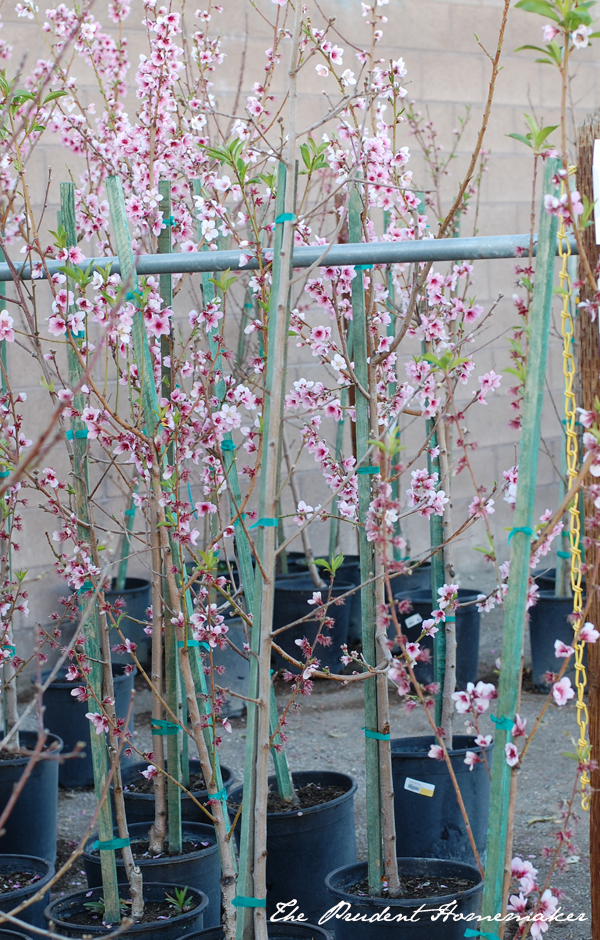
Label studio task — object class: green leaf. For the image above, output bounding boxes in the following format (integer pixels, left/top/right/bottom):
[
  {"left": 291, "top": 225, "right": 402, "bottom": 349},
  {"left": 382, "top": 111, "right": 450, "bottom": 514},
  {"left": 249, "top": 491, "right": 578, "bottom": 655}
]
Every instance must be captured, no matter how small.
[
  {"left": 507, "top": 133, "right": 533, "bottom": 148},
  {"left": 43, "top": 90, "right": 68, "bottom": 103},
  {"left": 514, "top": 0, "right": 560, "bottom": 21}
]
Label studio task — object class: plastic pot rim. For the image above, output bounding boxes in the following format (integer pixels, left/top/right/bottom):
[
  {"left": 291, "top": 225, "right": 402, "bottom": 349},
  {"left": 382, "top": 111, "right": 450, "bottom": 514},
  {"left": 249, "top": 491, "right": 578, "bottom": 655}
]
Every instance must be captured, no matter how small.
[
  {"left": 44, "top": 882, "right": 208, "bottom": 935},
  {"left": 390, "top": 734, "right": 493, "bottom": 760},
  {"left": 274, "top": 580, "right": 355, "bottom": 594},
  {"left": 118, "top": 762, "right": 234, "bottom": 802},
  {"left": 39, "top": 665, "right": 136, "bottom": 691},
  {"left": 83, "top": 822, "right": 218, "bottom": 867},
  {"left": 228, "top": 770, "right": 357, "bottom": 820},
  {"left": 0, "top": 733, "right": 63, "bottom": 767},
  {"left": 0, "top": 856, "right": 54, "bottom": 904},
  {"left": 324, "top": 857, "right": 483, "bottom": 909}
]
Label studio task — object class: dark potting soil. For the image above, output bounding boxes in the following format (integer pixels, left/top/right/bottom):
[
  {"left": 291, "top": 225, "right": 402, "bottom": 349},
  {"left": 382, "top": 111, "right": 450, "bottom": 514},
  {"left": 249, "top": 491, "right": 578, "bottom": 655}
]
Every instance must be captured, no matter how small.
[
  {"left": 349, "top": 874, "right": 478, "bottom": 900},
  {"left": 66, "top": 898, "right": 198, "bottom": 927},
  {"left": 89, "top": 839, "right": 214, "bottom": 860},
  {"left": 53, "top": 837, "right": 87, "bottom": 897},
  {"left": 0, "top": 871, "right": 41, "bottom": 894},
  {"left": 124, "top": 770, "right": 206, "bottom": 794},
  {"left": 267, "top": 782, "right": 346, "bottom": 813}
]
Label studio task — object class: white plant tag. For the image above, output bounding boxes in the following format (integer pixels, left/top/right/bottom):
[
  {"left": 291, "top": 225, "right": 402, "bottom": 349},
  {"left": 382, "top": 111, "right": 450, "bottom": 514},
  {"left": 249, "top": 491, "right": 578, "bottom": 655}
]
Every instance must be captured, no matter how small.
[
  {"left": 404, "top": 777, "right": 435, "bottom": 798},
  {"left": 405, "top": 613, "right": 423, "bottom": 629}
]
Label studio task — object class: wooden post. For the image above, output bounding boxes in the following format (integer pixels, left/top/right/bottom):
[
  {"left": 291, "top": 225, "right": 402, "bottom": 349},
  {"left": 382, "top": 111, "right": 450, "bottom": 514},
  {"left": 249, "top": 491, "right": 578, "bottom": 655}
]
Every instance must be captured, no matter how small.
[
  {"left": 577, "top": 112, "right": 600, "bottom": 940},
  {"left": 481, "top": 157, "right": 560, "bottom": 927}
]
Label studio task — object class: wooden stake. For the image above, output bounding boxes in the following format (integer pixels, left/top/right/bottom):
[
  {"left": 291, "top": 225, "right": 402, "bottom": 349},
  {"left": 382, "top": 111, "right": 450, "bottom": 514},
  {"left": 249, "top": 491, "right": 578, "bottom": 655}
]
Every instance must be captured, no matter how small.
[
  {"left": 481, "top": 158, "right": 560, "bottom": 928},
  {"left": 576, "top": 112, "right": 600, "bottom": 940}
]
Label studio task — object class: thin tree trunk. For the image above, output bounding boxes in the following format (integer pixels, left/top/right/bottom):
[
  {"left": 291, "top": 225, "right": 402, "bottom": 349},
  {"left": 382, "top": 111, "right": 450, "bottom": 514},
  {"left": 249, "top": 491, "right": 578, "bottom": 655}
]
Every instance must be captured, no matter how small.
[{"left": 148, "top": 488, "right": 167, "bottom": 855}]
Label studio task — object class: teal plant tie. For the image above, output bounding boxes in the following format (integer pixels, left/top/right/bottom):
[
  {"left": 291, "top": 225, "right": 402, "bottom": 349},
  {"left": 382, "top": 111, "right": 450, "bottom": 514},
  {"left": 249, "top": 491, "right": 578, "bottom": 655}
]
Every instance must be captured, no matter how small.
[
  {"left": 221, "top": 439, "right": 236, "bottom": 451},
  {"left": 233, "top": 514, "right": 247, "bottom": 527},
  {"left": 177, "top": 639, "right": 208, "bottom": 650},
  {"left": 124, "top": 508, "right": 135, "bottom": 517},
  {"left": 274, "top": 213, "right": 296, "bottom": 223},
  {"left": 188, "top": 480, "right": 197, "bottom": 518},
  {"left": 464, "top": 931, "right": 498, "bottom": 940},
  {"left": 151, "top": 719, "right": 180, "bottom": 736},
  {"left": 163, "top": 216, "right": 175, "bottom": 226},
  {"left": 78, "top": 581, "right": 94, "bottom": 593},
  {"left": 507, "top": 526, "right": 535, "bottom": 542},
  {"left": 362, "top": 727, "right": 391, "bottom": 741},
  {"left": 444, "top": 615, "right": 456, "bottom": 623},
  {"left": 92, "top": 837, "right": 131, "bottom": 851},
  {"left": 1, "top": 645, "right": 15, "bottom": 655},
  {"left": 66, "top": 429, "right": 89, "bottom": 441},
  {"left": 0, "top": 471, "right": 9, "bottom": 479},
  {"left": 490, "top": 715, "right": 514, "bottom": 731},
  {"left": 557, "top": 550, "right": 570, "bottom": 559},
  {"left": 232, "top": 897, "right": 267, "bottom": 908},
  {"left": 249, "top": 518, "right": 278, "bottom": 529},
  {"left": 355, "top": 264, "right": 373, "bottom": 271},
  {"left": 356, "top": 466, "right": 379, "bottom": 475}
]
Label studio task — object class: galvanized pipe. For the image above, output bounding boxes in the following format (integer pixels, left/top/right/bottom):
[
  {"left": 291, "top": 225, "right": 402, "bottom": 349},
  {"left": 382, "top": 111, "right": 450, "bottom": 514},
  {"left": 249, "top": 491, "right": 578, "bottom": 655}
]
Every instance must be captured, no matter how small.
[{"left": 0, "top": 233, "right": 578, "bottom": 281}]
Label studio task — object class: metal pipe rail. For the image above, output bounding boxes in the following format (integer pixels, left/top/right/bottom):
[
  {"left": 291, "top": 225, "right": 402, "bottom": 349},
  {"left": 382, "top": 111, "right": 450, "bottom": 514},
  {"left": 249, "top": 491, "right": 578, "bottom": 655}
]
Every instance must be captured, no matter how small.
[{"left": 0, "top": 232, "right": 579, "bottom": 281}]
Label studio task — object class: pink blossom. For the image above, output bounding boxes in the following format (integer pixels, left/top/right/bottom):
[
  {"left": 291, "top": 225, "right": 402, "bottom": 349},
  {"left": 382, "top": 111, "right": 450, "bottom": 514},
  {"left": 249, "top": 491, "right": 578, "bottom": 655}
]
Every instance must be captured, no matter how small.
[
  {"left": 307, "top": 592, "right": 322, "bottom": 606},
  {"left": 71, "top": 686, "right": 89, "bottom": 702},
  {"left": 65, "top": 664, "right": 79, "bottom": 681},
  {"left": 464, "top": 751, "right": 481, "bottom": 771},
  {"left": 505, "top": 743, "right": 519, "bottom": 767},
  {"left": 580, "top": 622, "right": 600, "bottom": 643},
  {"left": 512, "top": 714, "right": 527, "bottom": 738},
  {"left": 141, "top": 764, "right": 158, "bottom": 780},
  {"left": 86, "top": 712, "right": 110, "bottom": 734},
  {"left": 0, "top": 311, "right": 15, "bottom": 343},
  {"left": 552, "top": 676, "right": 575, "bottom": 706},
  {"left": 572, "top": 25, "right": 592, "bottom": 48},
  {"left": 554, "top": 639, "right": 574, "bottom": 658},
  {"left": 428, "top": 744, "right": 444, "bottom": 760},
  {"left": 542, "top": 24, "right": 559, "bottom": 42},
  {"left": 475, "top": 734, "right": 492, "bottom": 747}
]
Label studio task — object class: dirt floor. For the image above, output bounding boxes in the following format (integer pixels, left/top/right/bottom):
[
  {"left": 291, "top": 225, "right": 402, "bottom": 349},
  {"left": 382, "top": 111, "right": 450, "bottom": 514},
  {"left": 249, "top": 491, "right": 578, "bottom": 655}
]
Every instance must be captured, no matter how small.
[{"left": 46, "top": 604, "right": 591, "bottom": 937}]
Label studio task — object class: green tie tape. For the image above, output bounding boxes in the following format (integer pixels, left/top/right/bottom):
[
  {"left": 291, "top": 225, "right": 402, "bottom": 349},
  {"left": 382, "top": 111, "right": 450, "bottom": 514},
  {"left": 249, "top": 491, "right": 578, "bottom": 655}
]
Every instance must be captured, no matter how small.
[
  {"left": 163, "top": 216, "right": 175, "bottom": 226},
  {"left": 232, "top": 897, "right": 267, "bottom": 908},
  {"left": 0, "top": 471, "right": 9, "bottom": 479},
  {"left": 507, "top": 526, "right": 535, "bottom": 542},
  {"left": 274, "top": 213, "right": 296, "bottom": 223},
  {"left": 124, "top": 508, "right": 136, "bottom": 517},
  {"left": 355, "top": 264, "right": 373, "bottom": 271},
  {"left": 151, "top": 719, "right": 180, "bottom": 736},
  {"left": 78, "top": 582, "right": 94, "bottom": 594},
  {"left": 177, "top": 639, "right": 209, "bottom": 650},
  {"left": 356, "top": 466, "right": 379, "bottom": 475},
  {"left": 92, "top": 837, "right": 131, "bottom": 851},
  {"left": 464, "top": 931, "right": 498, "bottom": 940},
  {"left": 362, "top": 727, "right": 391, "bottom": 741},
  {"left": 1, "top": 645, "right": 16, "bottom": 655},
  {"left": 490, "top": 715, "right": 514, "bottom": 731},
  {"left": 66, "top": 429, "right": 89, "bottom": 440},
  {"left": 444, "top": 615, "right": 456, "bottom": 623},
  {"left": 249, "top": 518, "right": 278, "bottom": 529},
  {"left": 221, "top": 440, "right": 236, "bottom": 451},
  {"left": 557, "top": 550, "right": 570, "bottom": 559}
]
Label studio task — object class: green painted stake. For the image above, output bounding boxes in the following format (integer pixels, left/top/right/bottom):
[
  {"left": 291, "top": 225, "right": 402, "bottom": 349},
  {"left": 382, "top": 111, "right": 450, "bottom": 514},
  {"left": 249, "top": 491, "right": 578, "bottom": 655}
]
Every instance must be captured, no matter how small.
[
  {"left": 427, "top": 421, "right": 446, "bottom": 727},
  {"left": 115, "top": 489, "right": 136, "bottom": 593},
  {"left": 157, "top": 180, "right": 183, "bottom": 855},
  {"left": 383, "top": 209, "right": 403, "bottom": 563},
  {"left": 107, "top": 176, "right": 231, "bottom": 852},
  {"left": 61, "top": 183, "right": 120, "bottom": 923},
  {"left": 349, "top": 186, "right": 383, "bottom": 894},
  {"left": 481, "top": 158, "right": 560, "bottom": 927}
]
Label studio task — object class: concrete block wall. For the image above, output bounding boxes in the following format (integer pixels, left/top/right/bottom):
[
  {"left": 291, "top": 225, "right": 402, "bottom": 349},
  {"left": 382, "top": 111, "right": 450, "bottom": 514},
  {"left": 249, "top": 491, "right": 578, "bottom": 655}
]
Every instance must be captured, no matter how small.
[{"left": 0, "top": 0, "right": 597, "bottom": 662}]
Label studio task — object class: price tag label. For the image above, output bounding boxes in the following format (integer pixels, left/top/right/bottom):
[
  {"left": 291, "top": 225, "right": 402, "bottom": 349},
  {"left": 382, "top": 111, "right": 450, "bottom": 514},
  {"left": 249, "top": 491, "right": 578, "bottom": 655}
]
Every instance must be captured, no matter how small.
[
  {"left": 405, "top": 613, "right": 423, "bottom": 629},
  {"left": 404, "top": 777, "right": 435, "bottom": 798}
]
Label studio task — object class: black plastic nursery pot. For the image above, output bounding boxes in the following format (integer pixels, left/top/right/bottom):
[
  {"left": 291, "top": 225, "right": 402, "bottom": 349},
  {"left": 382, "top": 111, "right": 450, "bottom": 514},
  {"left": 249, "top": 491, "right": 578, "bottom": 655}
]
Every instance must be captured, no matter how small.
[
  {"left": 116, "top": 760, "right": 235, "bottom": 825},
  {"left": 390, "top": 562, "right": 432, "bottom": 598},
  {"left": 272, "top": 578, "right": 353, "bottom": 672},
  {"left": 324, "top": 858, "right": 483, "bottom": 940},
  {"left": 228, "top": 771, "right": 357, "bottom": 925},
  {"left": 0, "top": 855, "right": 55, "bottom": 936},
  {"left": 105, "top": 577, "right": 152, "bottom": 666},
  {"left": 207, "top": 618, "right": 249, "bottom": 719},
  {"left": 186, "top": 924, "right": 333, "bottom": 939},
  {"left": 44, "top": 883, "right": 208, "bottom": 940},
  {"left": 83, "top": 822, "right": 221, "bottom": 929},
  {"left": 0, "top": 732, "right": 62, "bottom": 864},
  {"left": 41, "top": 664, "right": 135, "bottom": 788},
  {"left": 391, "top": 736, "right": 492, "bottom": 866},
  {"left": 392, "top": 588, "right": 480, "bottom": 688},
  {"left": 529, "top": 591, "right": 588, "bottom": 691},
  {"left": 0, "top": 930, "right": 32, "bottom": 940}
]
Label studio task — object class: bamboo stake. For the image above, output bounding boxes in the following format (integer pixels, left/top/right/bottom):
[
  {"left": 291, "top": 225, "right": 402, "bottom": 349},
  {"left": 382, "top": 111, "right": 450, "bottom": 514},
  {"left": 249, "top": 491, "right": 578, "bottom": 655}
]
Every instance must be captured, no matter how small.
[
  {"left": 157, "top": 179, "right": 183, "bottom": 855},
  {"left": 61, "top": 183, "right": 139, "bottom": 924},
  {"left": 349, "top": 186, "right": 384, "bottom": 894},
  {"left": 481, "top": 157, "right": 560, "bottom": 928}
]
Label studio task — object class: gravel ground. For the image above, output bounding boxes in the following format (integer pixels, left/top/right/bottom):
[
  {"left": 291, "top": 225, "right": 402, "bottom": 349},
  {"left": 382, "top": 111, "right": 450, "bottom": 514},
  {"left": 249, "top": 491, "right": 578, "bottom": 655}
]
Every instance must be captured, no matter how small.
[{"left": 46, "top": 604, "right": 592, "bottom": 937}]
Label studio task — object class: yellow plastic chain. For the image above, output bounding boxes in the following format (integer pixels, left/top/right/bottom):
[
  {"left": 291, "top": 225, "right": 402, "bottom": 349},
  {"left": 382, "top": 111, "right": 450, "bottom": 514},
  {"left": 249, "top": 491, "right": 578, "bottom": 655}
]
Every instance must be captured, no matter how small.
[{"left": 557, "top": 171, "right": 589, "bottom": 809}]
